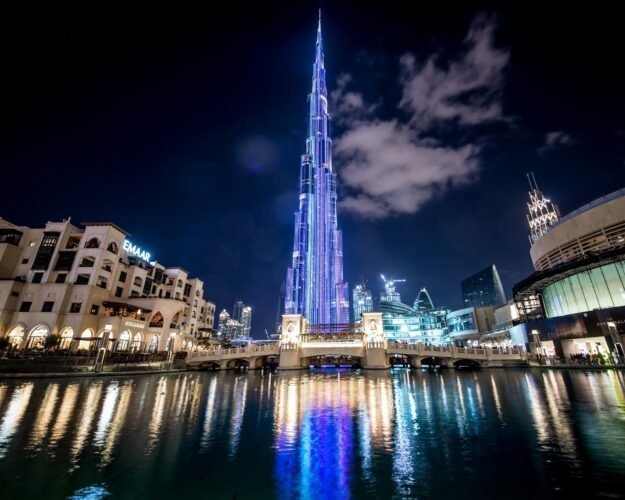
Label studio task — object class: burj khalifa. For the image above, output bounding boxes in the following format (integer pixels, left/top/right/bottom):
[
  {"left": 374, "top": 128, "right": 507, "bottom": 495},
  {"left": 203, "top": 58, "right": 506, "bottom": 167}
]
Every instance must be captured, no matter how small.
[{"left": 284, "top": 13, "right": 349, "bottom": 325}]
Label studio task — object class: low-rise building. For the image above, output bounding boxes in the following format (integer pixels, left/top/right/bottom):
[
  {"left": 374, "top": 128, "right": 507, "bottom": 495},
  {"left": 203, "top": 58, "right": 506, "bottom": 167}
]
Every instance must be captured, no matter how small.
[{"left": 0, "top": 217, "right": 215, "bottom": 353}]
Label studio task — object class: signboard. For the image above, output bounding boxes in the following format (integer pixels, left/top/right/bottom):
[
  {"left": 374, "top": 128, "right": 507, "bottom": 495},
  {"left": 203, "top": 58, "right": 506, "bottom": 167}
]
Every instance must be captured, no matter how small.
[{"left": 123, "top": 240, "right": 151, "bottom": 262}]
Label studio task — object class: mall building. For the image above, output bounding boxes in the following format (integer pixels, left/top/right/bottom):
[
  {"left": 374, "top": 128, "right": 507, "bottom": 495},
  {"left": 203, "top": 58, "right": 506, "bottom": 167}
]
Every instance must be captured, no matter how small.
[
  {"left": 0, "top": 217, "right": 216, "bottom": 353},
  {"left": 513, "top": 185, "right": 625, "bottom": 358}
]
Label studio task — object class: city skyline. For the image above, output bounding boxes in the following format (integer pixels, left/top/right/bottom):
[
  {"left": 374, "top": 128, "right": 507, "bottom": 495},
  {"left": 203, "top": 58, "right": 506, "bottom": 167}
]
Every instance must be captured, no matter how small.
[{"left": 2, "top": 3, "right": 625, "bottom": 336}]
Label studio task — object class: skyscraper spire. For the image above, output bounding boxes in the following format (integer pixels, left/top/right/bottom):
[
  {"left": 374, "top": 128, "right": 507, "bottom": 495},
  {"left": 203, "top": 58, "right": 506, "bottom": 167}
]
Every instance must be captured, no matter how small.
[
  {"left": 526, "top": 173, "right": 560, "bottom": 244},
  {"left": 284, "top": 14, "right": 349, "bottom": 325}
]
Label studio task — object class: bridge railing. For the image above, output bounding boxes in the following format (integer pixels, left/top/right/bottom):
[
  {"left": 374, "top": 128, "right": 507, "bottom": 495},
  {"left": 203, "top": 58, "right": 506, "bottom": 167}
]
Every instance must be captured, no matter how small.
[{"left": 387, "top": 342, "right": 524, "bottom": 358}]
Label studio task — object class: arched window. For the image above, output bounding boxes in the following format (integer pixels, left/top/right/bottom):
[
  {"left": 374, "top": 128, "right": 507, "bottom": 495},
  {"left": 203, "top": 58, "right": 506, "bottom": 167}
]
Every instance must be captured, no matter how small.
[
  {"left": 131, "top": 332, "right": 143, "bottom": 352},
  {"left": 133, "top": 277, "right": 143, "bottom": 287},
  {"left": 117, "top": 331, "right": 131, "bottom": 351},
  {"left": 79, "top": 256, "right": 96, "bottom": 268},
  {"left": 85, "top": 237, "right": 100, "bottom": 249},
  {"left": 148, "top": 335, "right": 159, "bottom": 353},
  {"left": 150, "top": 311, "right": 164, "bottom": 327},
  {"left": 77, "top": 328, "right": 94, "bottom": 351},
  {"left": 7, "top": 325, "right": 25, "bottom": 348},
  {"left": 27, "top": 325, "right": 50, "bottom": 350},
  {"left": 59, "top": 327, "right": 74, "bottom": 350},
  {"left": 107, "top": 241, "right": 119, "bottom": 254}
]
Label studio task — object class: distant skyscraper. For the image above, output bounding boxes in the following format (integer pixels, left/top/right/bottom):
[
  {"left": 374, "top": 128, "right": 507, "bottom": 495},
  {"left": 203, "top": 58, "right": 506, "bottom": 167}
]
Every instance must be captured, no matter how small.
[
  {"left": 240, "top": 306, "right": 252, "bottom": 338},
  {"left": 461, "top": 265, "right": 506, "bottom": 308},
  {"left": 232, "top": 300, "right": 244, "bottom": 322},
  {"left": 414, "top": 288, "right": 434, "bottom": 313},
  {"left": 352, "top": 278, "right": 373, "bottom": 322},
  {"left": 526, "top": 173, "right": 560, "bottom": 244},
  {"left": 380, "top": 275, "right": 405, "bottom": 303},
  {"left": 284, "top": 12, "right": 349, "bottom": 325},
  {"left": 217, "top": 309, "right": 230, "bottom": 338}
]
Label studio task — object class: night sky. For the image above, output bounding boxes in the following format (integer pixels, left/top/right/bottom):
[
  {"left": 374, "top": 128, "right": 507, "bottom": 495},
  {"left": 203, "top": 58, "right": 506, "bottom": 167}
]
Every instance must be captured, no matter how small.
[{"left": 3, "top": 2, "right": 625, "bottom": 337}]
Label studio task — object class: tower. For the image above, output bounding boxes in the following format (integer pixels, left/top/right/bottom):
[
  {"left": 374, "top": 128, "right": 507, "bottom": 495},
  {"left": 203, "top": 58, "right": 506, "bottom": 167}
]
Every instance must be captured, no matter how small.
[
  {"left": 526, "top": 173, "right": 560, "bottom": 244},
  {"left": 284, "top": 12, "right": 349, "bottom": 324},
  {"left": 352, "top": 277, "right": 373, "bottom": 322}
]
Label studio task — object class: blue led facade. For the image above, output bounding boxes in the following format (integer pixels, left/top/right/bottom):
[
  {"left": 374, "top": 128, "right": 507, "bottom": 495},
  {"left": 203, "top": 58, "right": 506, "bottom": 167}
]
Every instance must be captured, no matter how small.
[{"left": 285, "top": 14, "right": 349, "bottom": 324}]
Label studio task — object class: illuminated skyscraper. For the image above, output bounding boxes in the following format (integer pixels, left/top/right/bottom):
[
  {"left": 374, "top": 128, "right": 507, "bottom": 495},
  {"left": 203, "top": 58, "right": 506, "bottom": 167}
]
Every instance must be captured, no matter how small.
[
  {"left": 284, "top": 12, "right": 349, "bottom": 324},
  {"left": 352, "top": 278, "right": 373, "bottom": 321},
  {"left": 240, "top": 306, "right": 252, "bottom": 338}
]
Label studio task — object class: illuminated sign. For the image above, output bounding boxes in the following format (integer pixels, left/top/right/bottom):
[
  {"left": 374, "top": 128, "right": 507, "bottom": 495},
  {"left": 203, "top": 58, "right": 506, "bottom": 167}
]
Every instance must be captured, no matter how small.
[
  {"left": 124, "top": 320, "right": 145, "bottom": 329},
  {"left": 123, "top": 240, "right": 151, "bottom": 262}
]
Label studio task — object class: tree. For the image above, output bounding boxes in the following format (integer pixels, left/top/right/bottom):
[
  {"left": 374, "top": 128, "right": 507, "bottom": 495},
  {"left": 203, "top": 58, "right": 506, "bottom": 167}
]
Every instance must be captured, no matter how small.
[{"left": 44, "top": 334, "right": 59, "bottom": 351}]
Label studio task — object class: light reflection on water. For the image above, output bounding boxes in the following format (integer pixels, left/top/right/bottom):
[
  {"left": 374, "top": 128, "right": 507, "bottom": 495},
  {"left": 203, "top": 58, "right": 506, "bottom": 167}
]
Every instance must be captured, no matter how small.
[{"left": 0, "top": 369, "right": 623, "bottom": 499}]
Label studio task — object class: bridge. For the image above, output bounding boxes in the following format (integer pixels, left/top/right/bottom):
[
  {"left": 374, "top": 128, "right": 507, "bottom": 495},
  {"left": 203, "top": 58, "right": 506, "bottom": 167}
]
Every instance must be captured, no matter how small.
[{"left": 185, "top": 313, "right": 528, "bottom": 370}]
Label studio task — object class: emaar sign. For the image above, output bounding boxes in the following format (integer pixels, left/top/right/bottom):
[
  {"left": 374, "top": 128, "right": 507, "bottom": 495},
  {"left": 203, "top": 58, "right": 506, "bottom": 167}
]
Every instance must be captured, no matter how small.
[{"left": 123, "top": 240, "right": 151, "bottom": 262}]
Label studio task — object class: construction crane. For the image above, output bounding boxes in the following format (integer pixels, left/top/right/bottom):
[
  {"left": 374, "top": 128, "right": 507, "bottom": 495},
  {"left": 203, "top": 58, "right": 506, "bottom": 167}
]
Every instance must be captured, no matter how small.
[{"left": 380, "top": 274, "right": 406, "bottom": 302}]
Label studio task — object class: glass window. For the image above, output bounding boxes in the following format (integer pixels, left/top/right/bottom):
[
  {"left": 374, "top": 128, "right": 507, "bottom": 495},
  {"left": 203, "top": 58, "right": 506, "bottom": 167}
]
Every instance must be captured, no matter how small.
[
  {"left": 115, "top": 286, "right": 123, "bottom": 298},
  {"left": 19, "top": 301, "right": 32, "bottom": 312},
  {"left": 591, "top": 267, "right": 614, "bottom": 309},
  {"left": 56, "top": 273, "right": 67, "bottom": 283},
  {"left": 90, "top": 305, "right": 100, "bottom": 315},
  {"left": 119, "top": 271, "right": 127, "bottom": 283},
  {"left": 70, "top": 302, "right": 82, "bottom": 313},
  {"left": 32, "top": 272, "right": 44, "bottom": 283},
  {"left": 42, "top": 301, "right": 54, "bottom": 312}
]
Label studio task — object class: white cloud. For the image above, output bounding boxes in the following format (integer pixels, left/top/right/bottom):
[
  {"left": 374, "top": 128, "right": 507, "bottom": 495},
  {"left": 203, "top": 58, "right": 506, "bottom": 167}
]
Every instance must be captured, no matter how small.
[
  {"left": 399, "top": 14, "right": 509, "bottom": 127},
  {"left": 336, "top": 120, "right": 479, "bottom": 218},
  {"left": 538, "top": 130, "right": 574, "bottom": 155},
  {"left": 331, "top": 15, "right": 509, "bottom": 219}
]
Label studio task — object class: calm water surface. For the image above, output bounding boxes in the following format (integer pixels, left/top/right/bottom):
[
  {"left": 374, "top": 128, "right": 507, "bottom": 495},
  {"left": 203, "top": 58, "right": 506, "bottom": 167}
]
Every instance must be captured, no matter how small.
[{"left": 0, "top": 369, "right": 624, "bottom": 499}]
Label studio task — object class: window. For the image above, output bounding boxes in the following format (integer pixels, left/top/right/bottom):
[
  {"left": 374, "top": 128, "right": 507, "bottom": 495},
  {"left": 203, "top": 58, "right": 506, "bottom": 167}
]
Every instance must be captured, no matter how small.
[
  {"left": 90, "top": 305, "right": 100, "bottom": 315},
  {"left": 177, "top": 280, "right": 183, "bottom": 288},
  {"left": 133, "top": 276, "right": 143, "bottom": 287},
  {"left": 56, "top": 273, "right": 67, "bottom": 283},
  {"left": 11, "top": 291, "right": 19, "bottom": 297},
  {"left": 32, "top": 272, "right": 44, "bottom": 283},
  {"left": 165, "top": 291, "right": 171, "bottom": 299},
  {"left": 79, "top": 257, "right": 95, "bottom": 268},
  {"left": 54, "top": 251, "right": 76, "bottom": 271},
  {"left": 184, "top": 283, "right": 192, "bottom": 296},
  {"left": 85, "top": 238, "right": 100, "bottom": 249},
  {"left": 96, "top": 276, "right": 108, "bottom": 289},
  {"left": 42, "top": 301, "right": 54, "bottom": 312},
  {"left": 70, "top": 302, "right": 82, "bottom": 313},
  {"left": 41, "top": 233, "right": 59, "bottom": 247},
  {"left": 75, "top": 274, "right": 90, "bottom": 285},
  {"left": 21, "top": 258, "right": 29, "bottom": 264},
  {"left": 107, "top": 242, "right": 119, "bottom": 254},
  {"left": 119, "top": 271, "right": 127, "bottom": 283},
  {"left": 115, "top": 286, "right": 123, "bottom": 298},
  {"left": 19, "top": 301, "right": 32, "bottom": 312}
]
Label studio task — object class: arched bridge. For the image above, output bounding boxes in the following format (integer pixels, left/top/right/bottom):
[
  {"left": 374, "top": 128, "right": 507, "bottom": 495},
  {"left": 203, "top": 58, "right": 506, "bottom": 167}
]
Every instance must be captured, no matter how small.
[{"left": 186, "top": 313, "right": 527, "bottom": 370}]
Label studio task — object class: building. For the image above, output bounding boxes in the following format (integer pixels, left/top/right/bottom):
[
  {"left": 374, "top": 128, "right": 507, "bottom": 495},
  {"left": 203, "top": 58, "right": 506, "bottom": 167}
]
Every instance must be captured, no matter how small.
[
  {"left": 527, "top": 173, "right": 560, "bottom": 245},
  {"left": 514, "top": 186, "right": 625, "bottom": 358},
  {"left": 0, "top": 217, "right": 215, "bottom": 353},
  {"left": 446, "top": 306, "right": 497, "bottom": 346},
  {"left": 414, "top": 288, "right": 434, "bottom": 313},
  {"left": 284, "top": 14, "right": 349, "bottom": 325},
  {"left": 240, "top": 305, "right": 252, "bottom": 337},
  {"left": 379, "top": 285, "right": 449, "bottom": 345},
  {"left": 461, "top": 265, "right": 506, "bottom": 308},
  {"left": 352, "top": 279, "right": 373, "bottom": 322}
]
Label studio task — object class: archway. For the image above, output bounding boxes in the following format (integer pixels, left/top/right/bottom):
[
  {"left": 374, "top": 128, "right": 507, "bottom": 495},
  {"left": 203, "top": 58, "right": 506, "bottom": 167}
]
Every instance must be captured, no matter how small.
[
  {"left": 226, "top": 358, "right": 249, "bottom": 370},
  {"left": 306, "top": 355, "right": 362, "bottom": 369},
  {"left": 26, "top": 325, "right": 50, "bottom": 350},
  {"left": 77, "top": 328, "right": 95, "bottom": 351},
  {"left": 131, "top": 332, "right": 143, "bottom": 352},
  {"left": 150, "top": 311, "right": 164, "bottom": 328},
  {"left": 389, "top": 354, "right": 410, "bottom": 368},
  {"left": 420, "top": 356, "right": 447, "bottom": 369},
  {"left": 6, "top": 325, "right": 25, "bottom": 349},
  {"left": 453, "top": 359, "right": 481, "bottom": 369},
  {"left": 148, "top": 335, "right": 159, "bottom": 353},
  {"left": 59, "top": 327, "right": 74, "bottom": 350},
  {"left": 117, "top": 331, "right": 131, "bottom": 351}
]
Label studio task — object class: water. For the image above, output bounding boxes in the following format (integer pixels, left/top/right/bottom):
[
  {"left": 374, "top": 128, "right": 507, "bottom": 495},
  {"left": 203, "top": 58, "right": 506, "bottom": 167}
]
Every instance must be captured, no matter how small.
[{"left": 0, "top": 369, "right": 624, "bottom": 499}]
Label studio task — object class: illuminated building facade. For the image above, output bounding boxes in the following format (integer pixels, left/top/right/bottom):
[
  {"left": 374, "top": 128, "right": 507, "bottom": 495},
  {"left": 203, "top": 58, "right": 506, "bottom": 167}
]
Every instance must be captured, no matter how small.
[
  {"left": 514, "top": 186, "right": 625, "bottom": 358},
  {"left": 461, "top": 265, "right": 506, "bottom": 308},
  {"left": 284, "top": 14, "right": 349, "bottom": 325},
  {"left": 0, "top": 217, "right": 215, "bottom": 353},
  {"left": 527, "top": 173, "right": 560, "bottom": 245},
  {"left": 379, "top": 285, "right": 449, "bottom": 345},
  {"left": 352, "top": 279, "right": 373, "bottom": 321}
]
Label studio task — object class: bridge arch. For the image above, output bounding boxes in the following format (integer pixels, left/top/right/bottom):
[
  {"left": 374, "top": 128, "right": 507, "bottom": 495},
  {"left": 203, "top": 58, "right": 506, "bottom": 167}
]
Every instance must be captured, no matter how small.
[
  {"left": 452, "top": 358, "right": 482, "bottom": 369},
  {"left": 420, "top": 356, "right": 449, "bottom": 368}
]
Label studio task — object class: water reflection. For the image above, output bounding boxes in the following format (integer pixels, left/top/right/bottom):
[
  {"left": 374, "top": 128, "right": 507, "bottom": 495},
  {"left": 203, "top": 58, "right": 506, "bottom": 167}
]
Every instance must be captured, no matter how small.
[{"left": 0, "top": 370, "right": 622, "bottom": 498}]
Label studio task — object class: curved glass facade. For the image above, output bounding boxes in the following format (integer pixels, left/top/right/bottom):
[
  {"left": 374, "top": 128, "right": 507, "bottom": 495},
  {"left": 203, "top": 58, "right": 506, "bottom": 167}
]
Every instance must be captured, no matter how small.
[
  {"left": 380, "top": 300, "right": 449, "bottom": 345},
  {"left": 542, "top": 261, "right": 625, "bottom": 317}
]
